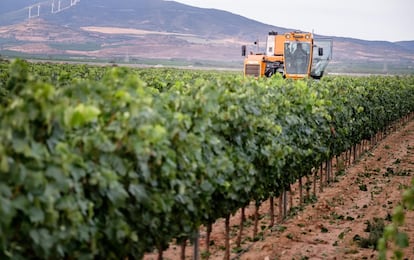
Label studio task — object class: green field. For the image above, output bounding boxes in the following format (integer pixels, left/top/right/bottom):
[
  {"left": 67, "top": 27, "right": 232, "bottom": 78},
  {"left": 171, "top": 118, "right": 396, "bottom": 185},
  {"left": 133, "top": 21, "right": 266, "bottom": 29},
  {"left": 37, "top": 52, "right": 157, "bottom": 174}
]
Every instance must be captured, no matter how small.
[{"left": 1, "top": 59, "right": 414, "bottom": 259}]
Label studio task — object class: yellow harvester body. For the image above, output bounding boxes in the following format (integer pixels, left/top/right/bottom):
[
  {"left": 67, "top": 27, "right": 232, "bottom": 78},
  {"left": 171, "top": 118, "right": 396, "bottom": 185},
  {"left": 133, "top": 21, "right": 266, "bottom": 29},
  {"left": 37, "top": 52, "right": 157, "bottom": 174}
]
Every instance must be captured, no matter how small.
[{"left": 242, "top": 31, "right": 332, "bottom": 79}]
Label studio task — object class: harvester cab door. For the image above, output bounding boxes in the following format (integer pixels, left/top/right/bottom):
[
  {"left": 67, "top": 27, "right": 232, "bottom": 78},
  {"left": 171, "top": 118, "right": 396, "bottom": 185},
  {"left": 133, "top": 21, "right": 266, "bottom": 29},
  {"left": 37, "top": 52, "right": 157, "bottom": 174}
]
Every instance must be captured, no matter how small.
[
  {"left": 310, "top": 38, "right": 333, "bottom": 79},
  {"left": 284, "top": 41, "right": 312, "bottom": 79}
]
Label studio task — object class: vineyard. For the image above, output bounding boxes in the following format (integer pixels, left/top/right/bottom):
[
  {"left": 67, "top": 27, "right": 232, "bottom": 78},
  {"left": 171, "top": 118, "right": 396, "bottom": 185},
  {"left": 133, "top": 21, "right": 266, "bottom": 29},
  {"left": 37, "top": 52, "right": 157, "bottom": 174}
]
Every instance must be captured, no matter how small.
[{"left": 0, "top": 59, "right": 414, "bottom": 259}]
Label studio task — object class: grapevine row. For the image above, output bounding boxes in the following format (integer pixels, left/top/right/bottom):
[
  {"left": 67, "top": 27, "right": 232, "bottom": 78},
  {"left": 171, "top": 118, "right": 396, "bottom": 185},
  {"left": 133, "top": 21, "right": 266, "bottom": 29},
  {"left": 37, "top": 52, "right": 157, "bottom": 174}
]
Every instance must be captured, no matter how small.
[{"left": 0, "top": 59, "right": 414, "bottom": 259}]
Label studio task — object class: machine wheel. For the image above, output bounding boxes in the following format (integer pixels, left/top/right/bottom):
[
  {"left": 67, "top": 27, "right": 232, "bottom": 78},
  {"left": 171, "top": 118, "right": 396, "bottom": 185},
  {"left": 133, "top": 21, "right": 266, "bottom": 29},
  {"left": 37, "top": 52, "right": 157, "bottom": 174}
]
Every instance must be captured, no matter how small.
[
  {"left": 265, "top": 69, "right": 284, "bottom": 78},
  {"left": 311, "top": 71, "right": 324, "bottom": 80},
  {"left": 265, "top": 69, "right": 275, "bottom": 77}
]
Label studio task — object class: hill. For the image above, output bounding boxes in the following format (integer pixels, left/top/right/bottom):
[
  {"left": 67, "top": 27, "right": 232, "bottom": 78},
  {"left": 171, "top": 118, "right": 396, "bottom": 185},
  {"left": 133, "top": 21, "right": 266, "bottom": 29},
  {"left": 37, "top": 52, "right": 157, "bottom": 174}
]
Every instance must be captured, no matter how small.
[
  {"left": 0, "top": 0, "right": 288, "bottom": 40},
  {"left": 0, "top": 0, "right": 413, "bottom": 73},
  {"left": 396, "top": 41, "right": 414, "bottom": 53}
]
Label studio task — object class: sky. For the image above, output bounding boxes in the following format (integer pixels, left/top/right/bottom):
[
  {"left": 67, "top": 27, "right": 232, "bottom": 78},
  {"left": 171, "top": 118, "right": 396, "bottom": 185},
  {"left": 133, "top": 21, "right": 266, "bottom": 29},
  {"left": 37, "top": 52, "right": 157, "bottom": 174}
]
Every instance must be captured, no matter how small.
[{"left": 172, "top": 0, "right": 414, "bottom": 42}]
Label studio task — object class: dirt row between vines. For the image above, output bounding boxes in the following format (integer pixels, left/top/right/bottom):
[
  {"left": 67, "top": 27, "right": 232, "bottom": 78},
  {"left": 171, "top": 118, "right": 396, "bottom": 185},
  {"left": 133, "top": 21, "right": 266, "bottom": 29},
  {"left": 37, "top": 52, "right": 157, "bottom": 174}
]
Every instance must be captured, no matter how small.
[{"left": 145, "top": 119, "right": 414, "bottom": 260}]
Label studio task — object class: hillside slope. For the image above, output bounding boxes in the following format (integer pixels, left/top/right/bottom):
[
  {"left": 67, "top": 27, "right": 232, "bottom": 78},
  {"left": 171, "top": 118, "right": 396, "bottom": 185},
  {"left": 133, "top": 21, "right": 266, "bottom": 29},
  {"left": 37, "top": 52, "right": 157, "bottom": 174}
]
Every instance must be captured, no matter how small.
[
  {"left": 0, "top": 0, "right": 288, "bottom": 40},
  {"left": 0, "top": 0, "right": 413, "bottom": 72}
]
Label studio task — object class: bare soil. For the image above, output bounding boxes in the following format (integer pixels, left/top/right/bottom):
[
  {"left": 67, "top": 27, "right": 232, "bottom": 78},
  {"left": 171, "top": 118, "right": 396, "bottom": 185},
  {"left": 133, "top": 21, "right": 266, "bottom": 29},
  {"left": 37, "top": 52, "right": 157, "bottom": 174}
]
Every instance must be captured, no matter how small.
[{"left": 145, "top": 119, "right": 414, "bottom": 260}]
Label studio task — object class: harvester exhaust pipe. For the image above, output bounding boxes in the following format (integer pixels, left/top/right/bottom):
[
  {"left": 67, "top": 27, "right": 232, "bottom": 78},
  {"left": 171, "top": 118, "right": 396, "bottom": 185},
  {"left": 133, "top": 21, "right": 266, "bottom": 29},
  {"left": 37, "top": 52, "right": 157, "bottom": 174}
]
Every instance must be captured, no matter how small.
[{"left": 241, "top": 45, "right": 246, "bottom": 56}]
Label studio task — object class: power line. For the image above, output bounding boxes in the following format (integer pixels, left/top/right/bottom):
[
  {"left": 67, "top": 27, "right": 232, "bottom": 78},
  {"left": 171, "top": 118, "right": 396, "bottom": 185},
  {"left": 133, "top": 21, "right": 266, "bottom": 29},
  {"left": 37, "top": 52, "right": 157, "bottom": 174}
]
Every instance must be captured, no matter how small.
[
  {"left": 51, "top": 0, "right": 81, "bottom": 14},
  {"left": 23, "top": 0, "right": 81, "bottom": 19},
  {"left": 28, "top": 5, "right": 41, "bottom": 19}
]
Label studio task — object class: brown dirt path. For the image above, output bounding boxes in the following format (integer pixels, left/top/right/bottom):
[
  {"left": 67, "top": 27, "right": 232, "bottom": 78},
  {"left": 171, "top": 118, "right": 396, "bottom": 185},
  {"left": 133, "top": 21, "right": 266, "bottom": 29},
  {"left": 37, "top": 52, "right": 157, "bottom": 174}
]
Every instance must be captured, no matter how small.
[
  {"left": 240, "top": 120, "right": 414, "bottom": 260},
  {"left": 145, "top": 119, "right": 414, "bottom": 260}
]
